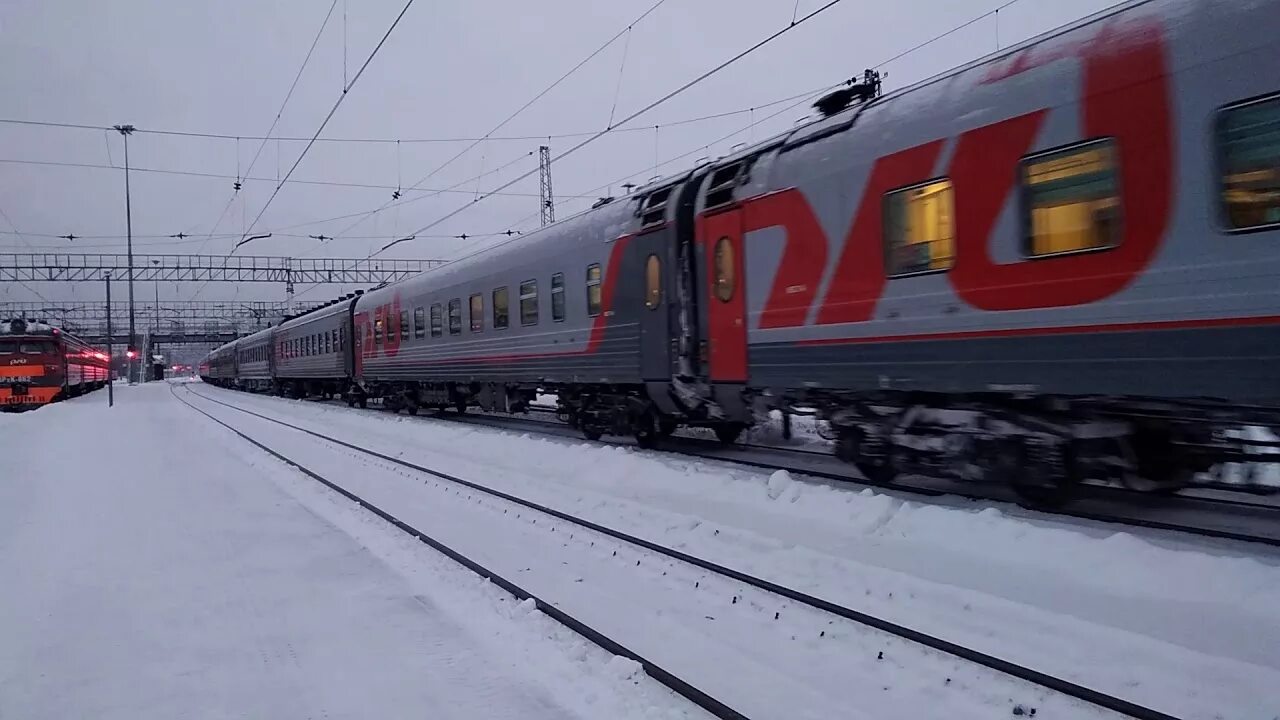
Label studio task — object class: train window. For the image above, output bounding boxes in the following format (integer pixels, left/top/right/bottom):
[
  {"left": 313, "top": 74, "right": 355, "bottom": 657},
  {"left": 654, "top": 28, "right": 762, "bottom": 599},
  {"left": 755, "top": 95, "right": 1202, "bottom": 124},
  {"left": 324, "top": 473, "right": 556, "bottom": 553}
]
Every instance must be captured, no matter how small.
[
  {"left": 713, "top": 238, "right": 735, "bottom": 302},
  {"left": 0, "top": 341, "right": 16, "bottom": 353},
  {"left": 21, "top": 341, "right": 55, "bottom": 354},
  {"left": 326, "top": 331, "right": 332, "bottom": 354},
  {"left": 414, "top": 307, "right": 426, "bottom": 339},
  {"left": 375, "top": 317, "right": 384, "bottom": 346},
  {"left": 586, "top": 264, "right": 602, "bottom": 317},
  {"left": 399, "top": 310, "right": 409, "bottom": 344},
  {"left": 884, "top": 179, "right": 955, "bottom": 276},
  {"left": 1218, "top": 95, "right": 1280, "bottom": 230},
  {"left": 1022, "top": 139, "right": 1120, "bottom": 257},
  {"left": 551, "top": 273, "right": 565, "bottom": 322},
  {"left": 470, "top": 294, "right": 483, "bottom": 332},
  {"left": 430, "top": 304, "right": 442, "bottom": 338},
  {"left": 645, "top": 255, "right": 662, "bottom": 309},
  {"left": 520, "top": 280, "right": 538, "bottom": 326},
  {"left": 448, "top": 299, "right": 462, "bottom": 335},
  {"left": 493, "top": 287, "right": 509, "bottom": 329}
]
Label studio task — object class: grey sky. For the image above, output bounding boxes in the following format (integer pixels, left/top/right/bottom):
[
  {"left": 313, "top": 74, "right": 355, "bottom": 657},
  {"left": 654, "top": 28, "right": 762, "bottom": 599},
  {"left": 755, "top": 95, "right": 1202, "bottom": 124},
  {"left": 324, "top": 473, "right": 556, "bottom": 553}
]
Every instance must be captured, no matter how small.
[{"left": 0, "top": 0, "right": 1117, "bottom": 304}]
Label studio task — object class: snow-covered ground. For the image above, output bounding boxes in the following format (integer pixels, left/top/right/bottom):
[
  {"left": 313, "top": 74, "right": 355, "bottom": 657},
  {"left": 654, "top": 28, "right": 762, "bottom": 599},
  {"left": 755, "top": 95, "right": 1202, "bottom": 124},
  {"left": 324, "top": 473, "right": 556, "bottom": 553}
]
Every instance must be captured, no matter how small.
[
  {"left": 0, "top": 386, "right": 704, "bottom": 720},
  {"left": 5, "top": 382, "right": 1280, "bottom": 720},
  {"left": 186, "top": 381, "right": 1280, "bottom": 720}
]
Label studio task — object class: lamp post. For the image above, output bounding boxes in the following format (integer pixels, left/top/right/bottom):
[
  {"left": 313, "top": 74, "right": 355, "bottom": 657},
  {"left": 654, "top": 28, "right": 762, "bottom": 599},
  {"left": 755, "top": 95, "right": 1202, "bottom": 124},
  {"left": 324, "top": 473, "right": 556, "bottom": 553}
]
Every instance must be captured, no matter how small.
[
  {"left": 104, "top": 272, "right": 114, "bottom": 407},
  {"left": 113, "top": 123, "right": 137, "bottom": 383}
]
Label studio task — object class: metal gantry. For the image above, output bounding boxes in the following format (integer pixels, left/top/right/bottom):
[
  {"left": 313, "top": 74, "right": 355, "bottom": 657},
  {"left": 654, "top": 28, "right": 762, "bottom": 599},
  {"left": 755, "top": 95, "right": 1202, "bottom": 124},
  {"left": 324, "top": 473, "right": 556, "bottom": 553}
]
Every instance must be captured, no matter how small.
[
  {"left": 0, "top": 254, "right": 447, "bottom": 284},
  {"left": 539, "top": 145, "right": 555, "bottom": 226},
  {"left": 0, "top": 300, "right": 326, "bottom": 345}
]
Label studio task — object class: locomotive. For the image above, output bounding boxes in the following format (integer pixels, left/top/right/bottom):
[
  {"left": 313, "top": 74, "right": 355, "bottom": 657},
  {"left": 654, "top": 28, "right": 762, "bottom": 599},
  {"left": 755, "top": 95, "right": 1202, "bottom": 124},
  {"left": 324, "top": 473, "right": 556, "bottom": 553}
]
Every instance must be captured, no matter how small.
[
  {"left": 204, "top": 0, "right": 1280, "bottom": 500},
  {"left": 1, "top": 319, "right": 111, "bottom": 411}
]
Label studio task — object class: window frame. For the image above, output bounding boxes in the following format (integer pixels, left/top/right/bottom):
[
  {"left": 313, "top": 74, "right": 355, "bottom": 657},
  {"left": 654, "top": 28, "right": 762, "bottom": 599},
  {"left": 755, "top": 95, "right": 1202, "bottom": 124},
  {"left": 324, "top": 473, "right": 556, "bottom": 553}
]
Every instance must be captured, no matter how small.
[
  {"left": 882, "top": 176, "right": 957, "bottom": 279},
  {"left": 414, "top": 306, "right": 426, "bottom": 339},
  {"left": 712, "top": 238, "right": 735, "bottom": 303},
  {"left": 448, "top": 298, "right": 462, "bottom": 336},
  {"left": 399, "top": 310, "right": 410, "bottom": 344},
  {"left": 1214, "top": 93, "right": 1280, "bottom": 234},
  {"left": 492, "top": 287, "right": 509, "bottom": 330},
  {"left": 585, "top": 264, "right": 602, "bottom": 317},
  {"left": 1019, "top": 137, "right": 1122, "bottom": 260},
  {"left": 430, "top": 303, "right": 443, "bottom": 338},
  {"left": 550, "top": 272, "right": 566, "bottom": 322},
  {"left": 519, "top": 279, "right": 539, "bottom": 326},
  {"left": 644, "top": 254, "right": 663, "bottom": 309},
  {"left": 469, "top": 293, "right": 484, "bottom": 333}
]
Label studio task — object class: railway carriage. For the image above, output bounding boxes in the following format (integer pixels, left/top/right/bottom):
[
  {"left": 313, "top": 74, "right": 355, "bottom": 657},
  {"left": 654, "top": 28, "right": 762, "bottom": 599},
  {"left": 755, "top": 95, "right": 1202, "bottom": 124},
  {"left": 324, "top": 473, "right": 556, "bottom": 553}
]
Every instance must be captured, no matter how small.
[
  {"left": 273, "top": 295, "right": 358, "bottom": 400},
  {"left": 1, "top": 319, "right": 109, "bottom": 410},
  {"left": 202, "top": 0, "right": 1280, "bottom": 498},
  {"left": 231, "top": 327, "right": 274, "bottom": 393}
]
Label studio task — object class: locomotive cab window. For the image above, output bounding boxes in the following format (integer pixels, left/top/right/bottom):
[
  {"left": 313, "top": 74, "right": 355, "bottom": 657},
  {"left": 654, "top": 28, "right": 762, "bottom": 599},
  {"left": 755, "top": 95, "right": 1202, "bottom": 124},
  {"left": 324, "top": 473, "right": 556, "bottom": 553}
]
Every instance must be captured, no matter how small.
[
  {"left": 520, "top": 280, "right": 538, "bottom": 326},
  {"left": 430, "top": 304, "right": 443, "bottom": 338},
  {"left": 1022, "top": 139, "right": 1120, "bottom": 257},
  {"left": 1218, "top": 95, "right": 1280, "bottom": 230},
  {"left": 448, "top": 299, "right": 462, "bottom": 335},
  {"left": 470, "top": 294, "right": 483, "bottom": 332},
  {"left": 414, "top": 307, "right": 426, "bottom": 339},
  {"left": 551, "top": 273, "right": 565, "bottom": 321},
  {"left": 884, "top": 179, "right": 954, "bottom": 275},
  {"left": 493, "top": 287, "right": 509, "bottom": 329},
  {"left": 713, "top": 237, "right": 735, "bottom": 302},
  {"left": 586, "top": 264, "right": 602, "bottom": 316},
  {"left": 644, "top": 254, "right": 662, "bottom": 309},
  {"left": 0, "top": 341, "right": 15, "bottom": 353}
]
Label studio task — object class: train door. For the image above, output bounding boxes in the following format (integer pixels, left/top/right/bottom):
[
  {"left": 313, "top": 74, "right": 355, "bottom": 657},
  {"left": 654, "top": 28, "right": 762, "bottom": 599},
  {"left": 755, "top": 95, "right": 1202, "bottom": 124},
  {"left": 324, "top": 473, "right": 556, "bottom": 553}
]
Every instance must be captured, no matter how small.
[
  {"left": 696, "top": 207, "right": 748, "bottom": 383},
  {"left": 634, "top": 225, "right": 676, "bottom": 380}
]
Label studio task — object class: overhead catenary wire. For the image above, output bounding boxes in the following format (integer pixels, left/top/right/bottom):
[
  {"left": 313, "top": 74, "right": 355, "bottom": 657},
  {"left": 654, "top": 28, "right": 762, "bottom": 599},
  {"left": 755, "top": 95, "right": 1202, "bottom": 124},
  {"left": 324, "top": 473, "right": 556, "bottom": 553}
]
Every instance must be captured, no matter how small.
[{"left": 394, "top": 0, "right": 852, "bottom": 248}]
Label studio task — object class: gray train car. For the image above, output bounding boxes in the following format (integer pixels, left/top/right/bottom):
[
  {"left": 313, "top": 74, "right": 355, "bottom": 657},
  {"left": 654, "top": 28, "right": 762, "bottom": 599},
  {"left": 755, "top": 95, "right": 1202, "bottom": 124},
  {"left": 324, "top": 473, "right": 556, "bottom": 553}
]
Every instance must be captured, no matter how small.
[{"left": 273, "top": 295, "right": 358, "bottom": 399}]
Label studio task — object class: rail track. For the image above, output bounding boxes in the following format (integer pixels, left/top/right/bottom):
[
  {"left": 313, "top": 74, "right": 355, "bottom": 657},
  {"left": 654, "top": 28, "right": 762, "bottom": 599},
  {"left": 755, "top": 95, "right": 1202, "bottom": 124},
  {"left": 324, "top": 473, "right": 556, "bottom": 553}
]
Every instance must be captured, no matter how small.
[{"left": 177, "top": 382, "right": 1189, "bottom": 720}]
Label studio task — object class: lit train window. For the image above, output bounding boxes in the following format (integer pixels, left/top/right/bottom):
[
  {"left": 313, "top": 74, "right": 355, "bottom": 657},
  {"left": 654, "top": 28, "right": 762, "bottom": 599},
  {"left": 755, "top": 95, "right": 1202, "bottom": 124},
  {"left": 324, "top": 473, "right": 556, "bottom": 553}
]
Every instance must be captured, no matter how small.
[
  {"left": 884, "top": 179, "right": 955, "bottom": 276},
  {"left": 713, "top": 238, "right": 735, "bottom": 302},
  {"left": 414, "top": 307, "right": 426, "bottom": 339},
  {"left": 520, "top": 280, "right": 539, "bottom": 326},
  {"left": 493, "top": 287, "right": 509, "bottom": 329},
  {"left": 448, "top": 299, "right": 462, "bottom": 335},
  {"left": 1218, "top": 95, "right": 1280, "bottom": 230},
  {"left": 375, "top": 318, "right": 384, "bottom": 346},
  {"left": 470, "top": 294, "right": 483, "bottom": 332},
  {"left": 430, "top": 304, "right": 442, "bottom": 338},
  {"left": 1022, "top": 139, "right": 1120, "bottom": 257},
  {"left": 586, "top": 264, "right": 602, "bottom": 317},
  {"left": 645, "top": 254, "right": 662, "bottom": 309},
  {"left": 551, "top": 273, "right": 565, "bottom": 322}
]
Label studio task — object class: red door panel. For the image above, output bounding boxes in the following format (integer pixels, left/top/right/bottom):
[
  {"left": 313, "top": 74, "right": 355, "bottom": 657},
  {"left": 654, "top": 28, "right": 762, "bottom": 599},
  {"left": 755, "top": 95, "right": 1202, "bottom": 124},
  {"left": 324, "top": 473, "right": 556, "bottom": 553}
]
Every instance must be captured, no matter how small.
[{"left": 697, "top": 209, "right": 748, "bottom": 383}]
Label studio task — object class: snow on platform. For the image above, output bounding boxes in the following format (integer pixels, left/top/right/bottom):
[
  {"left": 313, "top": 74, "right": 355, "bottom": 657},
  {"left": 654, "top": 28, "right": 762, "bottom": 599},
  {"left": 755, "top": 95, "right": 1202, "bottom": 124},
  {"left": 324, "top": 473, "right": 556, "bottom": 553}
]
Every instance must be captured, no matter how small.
[{"left": 0, "top": 385, "right": 700, "bottom": 720}]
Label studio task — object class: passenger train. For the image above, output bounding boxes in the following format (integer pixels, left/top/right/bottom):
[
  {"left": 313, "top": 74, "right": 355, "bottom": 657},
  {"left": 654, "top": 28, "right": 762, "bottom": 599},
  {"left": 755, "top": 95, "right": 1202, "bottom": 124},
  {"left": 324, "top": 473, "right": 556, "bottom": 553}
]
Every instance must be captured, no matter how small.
[
  {"left": 204, "top": 0, "right": 1280, "bottom": 500},
  {"left": 1, "top": 319, "right": 111, "bottom": 410}
]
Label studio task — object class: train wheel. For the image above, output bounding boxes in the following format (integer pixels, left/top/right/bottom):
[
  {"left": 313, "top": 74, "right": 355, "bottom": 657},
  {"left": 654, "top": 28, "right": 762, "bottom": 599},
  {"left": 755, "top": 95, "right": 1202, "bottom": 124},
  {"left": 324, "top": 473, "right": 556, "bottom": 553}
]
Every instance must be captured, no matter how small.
[
  {"left": 634, "top": 413, "right": 661, "bottom": 450},
  {"left": 582, "top": 428, "right": 603, "bottom": 442},
  {"left": 455, "top": 400, "right": 468, "bottom": 414},
  {"left": 358, "top": 396, "right": 368, "bottom": 409},
  {"left": 714, "top": 423, "right": 745, "bottom": 445},
  {"left": 658, "top": 419, "right": 678, "bottom": 438}
]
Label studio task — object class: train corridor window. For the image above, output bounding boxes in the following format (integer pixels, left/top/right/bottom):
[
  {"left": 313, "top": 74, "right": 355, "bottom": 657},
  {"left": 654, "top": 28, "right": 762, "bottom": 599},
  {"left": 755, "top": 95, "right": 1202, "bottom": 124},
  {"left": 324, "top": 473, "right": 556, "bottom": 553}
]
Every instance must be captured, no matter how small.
[
  {"left": 520, "top": 280, "right": 538, "bottom": 326},
  {"left": 375, "top": 317, "right": 384, "bottom": 346},
  {"left": 414, "top": 307, "right": 426, "bottom": 339},
  {"left": 339, "top": 326, "right": 345, "bottom": 351},
  {"left": 470, "top": 294, "right": 483, "bottom": 332},
  {"left": 1022, "top": 139, "right": 1120, "bottom": 257},
  {"left": 448, "top": 299, "right": 462, "bottom": 335},
  {"left": 399, "top": 310, "right": 409, "bottom": 344},
  {"left": 551, "top": 273, "right": 566, "bottom": 321},
  {"left": 493, "top": 287, "right": 509, "bottom": 329},
  {"left": 713, "top": 238, "right": 735, "bottom": 302},
  {"left": 430, "top": 304, "right": 443, "bottom": 338},
  {"left": 645, "top": 255, "right": 663, "bottom": 309},
  {"left": 1218, "top": 95, "right": 1280, "bottom": 230},
  {"left": 586, "top": 264, "right": 602, "bottom": 316},
  {"left": 884, "top": 179, "right": 955, "bottom": 275}
]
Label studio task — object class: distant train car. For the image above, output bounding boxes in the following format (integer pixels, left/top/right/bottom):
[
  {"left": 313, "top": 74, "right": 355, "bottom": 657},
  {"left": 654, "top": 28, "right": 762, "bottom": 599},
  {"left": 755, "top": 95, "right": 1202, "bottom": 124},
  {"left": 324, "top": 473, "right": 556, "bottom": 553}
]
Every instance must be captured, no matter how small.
[
  {"left": 273, "top": 294, "right": 359, "bottom": 400},
  {"left": 1, "top": 319, "right": 110, "bottom": 411}
]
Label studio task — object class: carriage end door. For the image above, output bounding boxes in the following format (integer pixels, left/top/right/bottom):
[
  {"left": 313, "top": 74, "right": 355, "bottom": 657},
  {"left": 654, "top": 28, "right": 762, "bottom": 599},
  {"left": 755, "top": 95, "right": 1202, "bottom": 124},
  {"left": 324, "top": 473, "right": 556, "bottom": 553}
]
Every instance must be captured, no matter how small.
[
  {"left": 635, "top": 227, "right": 676, "bottom": 381},
  {"left": 697, "top": 208, "right": 748, "bottom": 383}
]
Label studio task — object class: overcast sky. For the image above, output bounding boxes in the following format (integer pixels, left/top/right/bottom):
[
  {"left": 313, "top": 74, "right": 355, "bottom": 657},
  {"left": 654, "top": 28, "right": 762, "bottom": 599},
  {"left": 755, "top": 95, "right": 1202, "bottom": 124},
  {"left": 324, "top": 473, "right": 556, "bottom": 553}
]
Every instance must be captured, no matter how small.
[{"left": 0, "top": 0, "right": 1118, "bottom": 305}]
